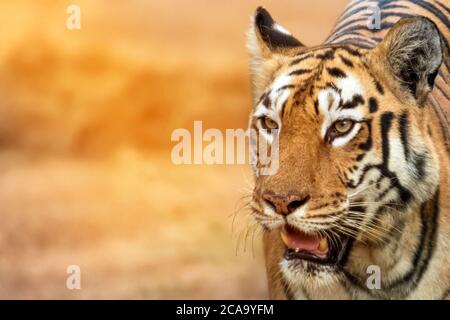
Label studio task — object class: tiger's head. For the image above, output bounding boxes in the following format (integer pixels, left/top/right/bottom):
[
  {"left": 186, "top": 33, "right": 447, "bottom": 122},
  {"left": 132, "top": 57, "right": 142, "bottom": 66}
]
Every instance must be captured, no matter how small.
[{"left": 247, "top": 8, "right": 445, "bottom": 289}]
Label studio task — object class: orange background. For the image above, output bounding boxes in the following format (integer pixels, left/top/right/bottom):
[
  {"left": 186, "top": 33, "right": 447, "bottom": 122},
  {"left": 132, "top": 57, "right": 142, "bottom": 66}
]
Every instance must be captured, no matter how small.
[{"left": 0, "top": 0, "right": 348, "bottom": 298}]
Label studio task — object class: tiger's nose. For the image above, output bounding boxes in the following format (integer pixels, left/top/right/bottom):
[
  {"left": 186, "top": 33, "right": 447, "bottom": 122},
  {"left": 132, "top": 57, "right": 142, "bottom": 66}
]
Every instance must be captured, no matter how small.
[{"left": 262, "top": 192, "right": 310, "bottom": 215}]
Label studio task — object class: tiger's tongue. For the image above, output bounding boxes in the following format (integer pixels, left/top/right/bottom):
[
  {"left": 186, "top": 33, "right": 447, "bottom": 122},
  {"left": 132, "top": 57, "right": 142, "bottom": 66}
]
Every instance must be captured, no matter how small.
[{"left": 281, "top": 225, "right": 320, "bottom": 251}]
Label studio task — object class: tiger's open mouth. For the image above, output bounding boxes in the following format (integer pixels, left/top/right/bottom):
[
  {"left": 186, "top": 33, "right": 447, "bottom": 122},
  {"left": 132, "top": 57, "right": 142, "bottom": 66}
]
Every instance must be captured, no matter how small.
[{"left": 281, "top": 224, "right": 351, "bottom": 266}]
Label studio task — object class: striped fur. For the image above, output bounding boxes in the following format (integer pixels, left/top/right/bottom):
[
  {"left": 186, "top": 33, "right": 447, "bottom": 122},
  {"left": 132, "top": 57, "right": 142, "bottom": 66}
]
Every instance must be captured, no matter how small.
[
  {"left": 246, "top": 1, "right": 449, "bottom": 299},
  {"left": 327, "top": 0, "right": 449, "bottom": 141}
]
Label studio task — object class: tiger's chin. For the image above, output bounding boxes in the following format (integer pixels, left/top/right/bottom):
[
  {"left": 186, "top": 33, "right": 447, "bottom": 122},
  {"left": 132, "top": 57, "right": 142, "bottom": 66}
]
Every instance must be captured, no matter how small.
[{"left": 280, "top": 258, "right": 342, "bottom": 290}]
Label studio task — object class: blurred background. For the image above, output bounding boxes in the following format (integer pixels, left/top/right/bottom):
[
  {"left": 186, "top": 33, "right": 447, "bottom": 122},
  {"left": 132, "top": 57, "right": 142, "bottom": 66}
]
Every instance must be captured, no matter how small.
[{"left": 0, "top": 0, "right": 348, "bottom": 299}]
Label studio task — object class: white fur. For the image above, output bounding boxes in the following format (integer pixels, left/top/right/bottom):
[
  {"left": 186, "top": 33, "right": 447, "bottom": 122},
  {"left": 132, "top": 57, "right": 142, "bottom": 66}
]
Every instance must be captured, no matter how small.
[
  {"left": 332, "top": 123, "right": 362, "bottom": 147},
  {"left": 287, "top": 204, "right": 308, "bottom": 219},
  {"left": 336, "top": 75, "right": 364, "bottom": 102},
  {"left": 270, "top": 75, "right": 293, "bottom": 97},
  {"left": 273, "top": 23, "right": 291, "bottom": 35}
]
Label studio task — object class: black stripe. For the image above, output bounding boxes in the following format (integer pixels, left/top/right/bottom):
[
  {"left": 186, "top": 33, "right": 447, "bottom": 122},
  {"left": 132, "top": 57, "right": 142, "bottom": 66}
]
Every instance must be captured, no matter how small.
[
  {"left": 289, "top": 69, "right": 312, "bottom": 76},
  {"left": 289, "top": 53, "right": 314, "bottom": 66},
  {"left": 412, "top": 151, "right": 427, "bottom": 180},
  {"left": 438, "top": 37, "right": 450, "bottom": 73},
  {"left": 339, "top": 54, "right": 354, "bottom": 67},
  {"left": 327, "top": 67, "right": 347, "bottom": 78},
  {"left": 358, "top": 119, "right": 372, "bottom": 151},
  {"left": 276, "top": 84, "right": 296, "bottom": 92},
  {"left": 416, "top": 189, "right": 440, "bottom": 283},
  {"left": 339, "top": 238, "right": 355, "bottom": 268},
  {"left": 436, "top": 0, "right": 450, "bottom": 15},
  {"left": 256, "top": 92, "right": 268, "bottom": 106},
  {"left": 281, "top": 98, "right": 289, "bottom": 119},
  {"left": 316, "top": 50, "right": 335, "bottom": 60},
  {"left": 341, "top": 94, "right": 365, "bottom": 109},
  {"left": 340, "top": 46, "right": 362, "bottom": 57},
  {"left": 262, "top": 95, "right": 271, "bottom": 108},
  {"left": 380, "top": 112, "right": 394, "bottom": 164},
  {"left": 398, "top": 111, "right": 410, "bottom": 160},
  {"left": 368, "top": 97, "right": 379, "bottom": 113},
  {"left": 355, "top": 153, "right": 365, "bottom": 161},
  {"left": 436, "top": 83, "right": 450, "bottom": 101},
  {"left": 374, "top": 79, "right": 384, "bottom": 95},
  {"left": 375, "top": 183, "right": 395, "bottom": 202}
]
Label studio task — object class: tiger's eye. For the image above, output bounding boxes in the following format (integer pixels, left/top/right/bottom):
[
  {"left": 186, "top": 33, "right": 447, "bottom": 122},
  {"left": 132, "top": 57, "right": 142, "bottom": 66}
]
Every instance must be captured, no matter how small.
[
  {"left": 334, "top": 120, "right": 354, "bottom": 134},
  {"left": 261, "top": 117, "right": 278, "bottom": 130}
]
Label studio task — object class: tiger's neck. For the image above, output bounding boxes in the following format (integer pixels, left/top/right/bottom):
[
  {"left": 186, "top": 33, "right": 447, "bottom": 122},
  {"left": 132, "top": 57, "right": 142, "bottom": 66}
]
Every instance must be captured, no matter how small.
[{"left": 340, "top": 190, "right": 442, "bottom": 299}]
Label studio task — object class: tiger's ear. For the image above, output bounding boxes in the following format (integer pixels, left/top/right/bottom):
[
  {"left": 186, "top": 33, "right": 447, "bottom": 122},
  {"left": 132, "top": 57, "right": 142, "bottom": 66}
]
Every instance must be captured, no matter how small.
[
  {"left": 247, "top": 7, "right": 303, "bottom": 103},
  {"left": 370, "top": 16, "right": 445, "bottom": 105}
]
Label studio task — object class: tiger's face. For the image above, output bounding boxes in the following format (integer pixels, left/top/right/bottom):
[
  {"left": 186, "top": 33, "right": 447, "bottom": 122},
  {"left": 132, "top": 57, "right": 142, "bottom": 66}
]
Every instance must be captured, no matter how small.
[{"left": 247, "top": 8, "right": 444, "bottom": 289}]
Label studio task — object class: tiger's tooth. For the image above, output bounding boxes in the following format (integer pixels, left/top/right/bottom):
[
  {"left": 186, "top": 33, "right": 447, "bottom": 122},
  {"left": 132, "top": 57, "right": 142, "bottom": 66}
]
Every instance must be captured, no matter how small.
[
  {"left": 318, "top": 237, "right": 329, "bottom": 252},
  {"left": 280, "top": 229, "right": 289, "bottom": 246}
]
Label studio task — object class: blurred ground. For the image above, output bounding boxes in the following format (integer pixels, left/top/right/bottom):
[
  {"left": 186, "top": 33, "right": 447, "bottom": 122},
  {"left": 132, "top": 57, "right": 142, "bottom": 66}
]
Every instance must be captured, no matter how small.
[
  {"left": 0, "top": 0, "right": 348, "bottom": 298},
  {"left": 0, "top": 150, "right": 263, "bottom": 298}
]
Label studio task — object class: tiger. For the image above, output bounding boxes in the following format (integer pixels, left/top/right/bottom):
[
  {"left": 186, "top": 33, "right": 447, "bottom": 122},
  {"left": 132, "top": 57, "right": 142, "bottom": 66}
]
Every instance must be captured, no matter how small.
[{"left": 246, "top": 0, "right": 449, "bottom": 299}]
